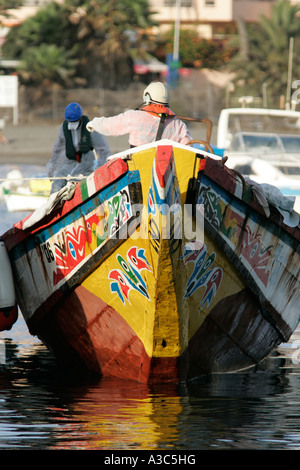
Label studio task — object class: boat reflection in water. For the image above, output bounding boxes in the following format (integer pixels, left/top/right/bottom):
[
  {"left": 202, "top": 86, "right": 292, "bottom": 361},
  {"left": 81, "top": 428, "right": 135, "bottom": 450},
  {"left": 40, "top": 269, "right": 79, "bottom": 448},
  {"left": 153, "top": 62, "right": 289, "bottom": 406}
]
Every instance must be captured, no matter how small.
[{"left": 0, "top": 320, "right": 299, "bottom": 450}]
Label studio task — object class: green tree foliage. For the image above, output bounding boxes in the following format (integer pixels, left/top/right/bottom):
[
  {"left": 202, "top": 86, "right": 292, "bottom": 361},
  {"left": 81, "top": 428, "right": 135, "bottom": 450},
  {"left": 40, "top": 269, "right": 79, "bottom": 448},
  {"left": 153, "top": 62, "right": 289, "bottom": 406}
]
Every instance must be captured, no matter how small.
[
  {"left": 64, "top": 0, "right": 157, "bottom": 88},
  {"left": 229, "top": 0, "right": 300, "bottom": 106},
  {"left": 2, "top": 0, "right": 157, "bottom": 88},
  {"left": 158, "top": 28, "right": 234, "bottom": 69},
  {"left": 3, "top": 1, "right": 78, "bottom": 86},
  {"left": 21, "top": 44, "right": 78, "bottom": 86}
]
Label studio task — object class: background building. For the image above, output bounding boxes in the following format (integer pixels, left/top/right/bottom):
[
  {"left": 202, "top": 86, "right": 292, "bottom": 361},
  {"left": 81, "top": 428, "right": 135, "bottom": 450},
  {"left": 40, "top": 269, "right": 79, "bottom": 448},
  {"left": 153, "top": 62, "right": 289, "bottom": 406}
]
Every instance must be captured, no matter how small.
[{"left": 149, "top": 0, "right": 276, "bottom": 39}]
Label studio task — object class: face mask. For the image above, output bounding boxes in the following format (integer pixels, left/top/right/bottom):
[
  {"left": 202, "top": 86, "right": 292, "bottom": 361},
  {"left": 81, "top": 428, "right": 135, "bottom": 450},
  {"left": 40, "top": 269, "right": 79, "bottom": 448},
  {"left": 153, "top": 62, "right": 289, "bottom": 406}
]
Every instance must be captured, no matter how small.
[{"left": 67, "top": 120, "right": 80, "bottom": 130}]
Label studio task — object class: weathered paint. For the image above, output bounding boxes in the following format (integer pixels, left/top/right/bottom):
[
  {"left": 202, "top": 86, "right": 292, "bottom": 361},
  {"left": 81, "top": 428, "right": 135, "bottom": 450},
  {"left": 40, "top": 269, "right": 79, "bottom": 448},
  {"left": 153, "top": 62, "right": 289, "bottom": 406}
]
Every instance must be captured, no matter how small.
[
  {"left": 199, "top": 159, "right": 300, "bottom": 338},
  {"left": 9, "top": 173, "right": 141, "bottom": 321},
  {"left": 2, "top": 141, "right": 300, "bottom": 382}
]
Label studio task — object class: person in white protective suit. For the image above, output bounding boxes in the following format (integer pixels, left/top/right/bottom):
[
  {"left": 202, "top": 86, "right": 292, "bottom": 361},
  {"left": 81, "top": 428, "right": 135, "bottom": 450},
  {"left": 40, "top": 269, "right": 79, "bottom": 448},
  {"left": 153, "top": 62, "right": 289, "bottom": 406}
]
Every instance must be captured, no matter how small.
[
  {"left": 86, "top": 82, "right": 192, "bottom": 147},
  {"left": 47, "top": 102, "right": 111, "bottom": 194}
]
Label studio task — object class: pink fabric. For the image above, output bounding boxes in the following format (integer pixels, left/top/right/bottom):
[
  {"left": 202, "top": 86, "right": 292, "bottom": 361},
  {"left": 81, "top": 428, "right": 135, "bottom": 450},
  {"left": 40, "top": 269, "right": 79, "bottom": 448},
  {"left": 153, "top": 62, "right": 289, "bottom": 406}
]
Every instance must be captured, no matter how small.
[{"left": 87, "top": 110, "right": 192, "bottom": 146}]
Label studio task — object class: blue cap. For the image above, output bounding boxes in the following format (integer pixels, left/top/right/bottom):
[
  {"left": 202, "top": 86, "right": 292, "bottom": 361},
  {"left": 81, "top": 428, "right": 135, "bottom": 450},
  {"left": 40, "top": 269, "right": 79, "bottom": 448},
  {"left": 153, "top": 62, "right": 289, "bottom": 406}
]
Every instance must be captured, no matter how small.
[{"left": 64, "top": 102, "right": 83, "bottom": 121}]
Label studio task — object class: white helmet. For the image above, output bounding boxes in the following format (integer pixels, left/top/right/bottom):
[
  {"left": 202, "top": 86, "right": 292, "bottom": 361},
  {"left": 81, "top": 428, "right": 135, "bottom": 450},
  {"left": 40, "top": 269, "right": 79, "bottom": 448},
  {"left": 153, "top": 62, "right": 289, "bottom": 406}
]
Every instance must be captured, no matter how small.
[{"left": 143, "top": 82, "right": 169, "bottom": 105}]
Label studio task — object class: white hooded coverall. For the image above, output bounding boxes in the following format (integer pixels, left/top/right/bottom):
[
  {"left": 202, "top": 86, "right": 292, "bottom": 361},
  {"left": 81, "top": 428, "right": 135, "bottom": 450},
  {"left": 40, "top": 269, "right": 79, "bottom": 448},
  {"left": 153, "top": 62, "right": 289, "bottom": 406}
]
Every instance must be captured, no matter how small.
[
  {"left": 47, "top": 120, "right": 111, "bottom": 194},
  {"left": 86, "top": 109, "right": 192, "bottom": 147}
]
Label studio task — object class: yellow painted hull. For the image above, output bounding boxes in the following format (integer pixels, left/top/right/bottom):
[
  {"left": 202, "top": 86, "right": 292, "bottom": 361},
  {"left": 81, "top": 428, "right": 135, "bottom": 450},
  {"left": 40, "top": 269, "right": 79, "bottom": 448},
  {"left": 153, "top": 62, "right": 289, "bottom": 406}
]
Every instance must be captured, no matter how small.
[{"left": 3, "top": 140, "right": 300, "bottom": 382}]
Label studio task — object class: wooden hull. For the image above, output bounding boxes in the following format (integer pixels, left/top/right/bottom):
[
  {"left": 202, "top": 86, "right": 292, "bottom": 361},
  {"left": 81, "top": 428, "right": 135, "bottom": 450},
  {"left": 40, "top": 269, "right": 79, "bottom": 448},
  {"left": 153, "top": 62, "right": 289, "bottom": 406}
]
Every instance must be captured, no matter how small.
[{"left": 2, "top": 141, "right": 300, "bottom": 383}]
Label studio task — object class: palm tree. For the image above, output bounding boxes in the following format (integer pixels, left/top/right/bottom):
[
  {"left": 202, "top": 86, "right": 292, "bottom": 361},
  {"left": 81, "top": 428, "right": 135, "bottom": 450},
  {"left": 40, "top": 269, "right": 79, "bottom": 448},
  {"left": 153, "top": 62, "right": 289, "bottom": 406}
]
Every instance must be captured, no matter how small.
[
  {"left": 3, "top": 0, "right": 157, "bottom": 89},
  {"left": 2, "top": 1, "right": 78, "bottom": 86},
  {"left": 20, "top": 44, "right": 78, "bottom": 86},
  {"left": 65, "top": 0, "right": 157, "bottom": 88},
  {"left": 229, "top": 0, "right": 300, "bottom": 106}
]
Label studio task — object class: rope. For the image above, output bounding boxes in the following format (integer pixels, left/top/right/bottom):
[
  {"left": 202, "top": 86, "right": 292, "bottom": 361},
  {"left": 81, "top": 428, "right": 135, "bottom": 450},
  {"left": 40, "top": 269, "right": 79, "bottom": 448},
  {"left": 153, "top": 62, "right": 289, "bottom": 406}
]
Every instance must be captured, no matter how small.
[{"left": 0, "top": 175, "right": 86, "bottom": 182}]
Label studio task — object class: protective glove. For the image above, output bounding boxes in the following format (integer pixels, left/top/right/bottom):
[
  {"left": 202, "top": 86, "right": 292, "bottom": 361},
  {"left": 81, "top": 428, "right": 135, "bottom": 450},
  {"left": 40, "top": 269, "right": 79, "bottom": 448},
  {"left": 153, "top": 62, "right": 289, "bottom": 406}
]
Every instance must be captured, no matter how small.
[{"left": 86, "top": 121, "right": 94, "bottom": 132}]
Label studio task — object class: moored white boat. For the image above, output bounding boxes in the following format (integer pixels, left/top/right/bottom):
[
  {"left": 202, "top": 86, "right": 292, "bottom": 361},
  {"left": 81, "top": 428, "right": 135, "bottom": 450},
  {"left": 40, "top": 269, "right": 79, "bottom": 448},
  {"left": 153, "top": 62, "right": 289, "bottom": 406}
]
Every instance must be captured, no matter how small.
[
  {"left": 0, "top": 169, "right": 51, "bottom": 212},
  {"left": 217, "top": 107, "right": 300, "bottom": 212}
]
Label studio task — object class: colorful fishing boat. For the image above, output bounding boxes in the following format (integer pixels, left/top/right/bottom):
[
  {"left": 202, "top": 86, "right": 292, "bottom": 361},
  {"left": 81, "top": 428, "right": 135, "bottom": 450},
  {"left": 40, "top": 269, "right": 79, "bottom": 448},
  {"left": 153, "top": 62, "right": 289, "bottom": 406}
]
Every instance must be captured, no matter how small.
[{"left": 1, "top": 137, "right": 300, "bottom": 383}]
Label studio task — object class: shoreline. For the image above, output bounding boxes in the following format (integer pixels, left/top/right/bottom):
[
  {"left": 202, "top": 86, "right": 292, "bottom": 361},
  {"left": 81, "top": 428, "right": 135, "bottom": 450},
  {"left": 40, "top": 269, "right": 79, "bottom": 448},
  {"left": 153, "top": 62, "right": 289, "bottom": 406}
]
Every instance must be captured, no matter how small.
[
  {"left": 0, "top": 122, "right": 207, "bottom": 165},
  {"left": 0, "top": 123, "right": 60, "bottom": 165}
]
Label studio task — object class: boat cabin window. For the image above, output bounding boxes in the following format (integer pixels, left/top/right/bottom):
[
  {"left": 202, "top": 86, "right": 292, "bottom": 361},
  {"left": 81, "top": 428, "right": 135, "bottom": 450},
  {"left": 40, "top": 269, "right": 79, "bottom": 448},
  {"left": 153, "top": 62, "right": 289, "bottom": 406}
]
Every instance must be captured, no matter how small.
[
  {"left": 230, "top": 132, "right": 282, "bottom": 153},
  {"left": 280, "top": 135, "right": 300, "bottom": 153}
]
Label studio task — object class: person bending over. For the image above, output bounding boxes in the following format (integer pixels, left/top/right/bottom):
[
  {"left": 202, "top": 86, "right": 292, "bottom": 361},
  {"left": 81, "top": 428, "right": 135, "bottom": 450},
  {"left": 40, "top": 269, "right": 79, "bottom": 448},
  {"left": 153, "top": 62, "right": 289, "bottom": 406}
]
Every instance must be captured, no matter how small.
[{"left": 47, "top": 102, "right": 110, "bottom": 194}]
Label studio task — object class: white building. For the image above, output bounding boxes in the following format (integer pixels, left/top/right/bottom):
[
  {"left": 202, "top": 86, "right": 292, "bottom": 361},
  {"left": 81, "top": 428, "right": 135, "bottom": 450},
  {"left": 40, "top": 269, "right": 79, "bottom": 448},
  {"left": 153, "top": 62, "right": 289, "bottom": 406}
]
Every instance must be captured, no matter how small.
[
  {"left": 1, "top": 0, "right": 299, "bottom": 41},
  {"left": 149, "top": 0, "right": 277, "bottom": 38}
]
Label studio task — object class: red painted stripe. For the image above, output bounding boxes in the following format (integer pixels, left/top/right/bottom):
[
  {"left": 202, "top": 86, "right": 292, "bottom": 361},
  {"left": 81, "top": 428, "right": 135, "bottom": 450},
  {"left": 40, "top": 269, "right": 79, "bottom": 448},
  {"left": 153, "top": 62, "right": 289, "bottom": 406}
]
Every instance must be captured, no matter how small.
[
  {"left": 199, "top": 159, "right": 206, "bottom": 171},
  {"left": 30, "top": 285, "right": 180, "bottom": 383},
  {"left": 155, "top": 145, "right": 174, "bottom": 188},
  {"left": 3, "top": 158, "right": 128, "bottom": 249}
]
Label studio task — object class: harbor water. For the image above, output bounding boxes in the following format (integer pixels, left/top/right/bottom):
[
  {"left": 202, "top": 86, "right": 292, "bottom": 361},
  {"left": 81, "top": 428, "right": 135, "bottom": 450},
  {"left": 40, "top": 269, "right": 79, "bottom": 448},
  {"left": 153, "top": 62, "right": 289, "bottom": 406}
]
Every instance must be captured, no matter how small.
[{"left": 0, "top": 164, "right": 300, "bottom": 452}]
